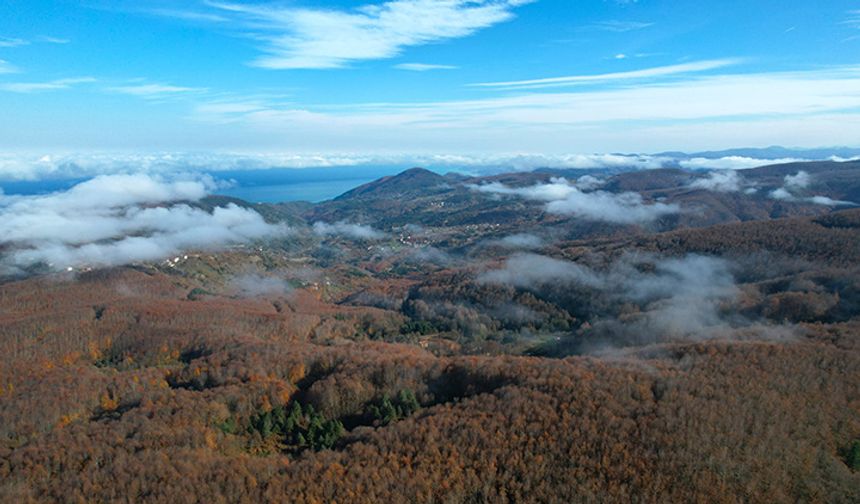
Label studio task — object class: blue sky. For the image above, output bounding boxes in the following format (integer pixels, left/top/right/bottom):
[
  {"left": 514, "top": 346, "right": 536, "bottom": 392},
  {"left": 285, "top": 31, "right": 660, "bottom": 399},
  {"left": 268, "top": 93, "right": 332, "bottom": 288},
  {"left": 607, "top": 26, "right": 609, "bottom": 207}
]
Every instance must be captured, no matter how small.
[{"left": 1, "top": 0, "right": 860, "bottom": 156}]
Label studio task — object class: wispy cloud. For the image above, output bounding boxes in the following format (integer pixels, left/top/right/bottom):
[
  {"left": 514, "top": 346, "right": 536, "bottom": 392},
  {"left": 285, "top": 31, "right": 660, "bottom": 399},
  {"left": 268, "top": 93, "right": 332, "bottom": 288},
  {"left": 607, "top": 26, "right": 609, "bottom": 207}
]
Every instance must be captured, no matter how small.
[
  {"left": 0, "top": 37, "right": 29, "bottom": 48},
  {"left": 36, "top": 36, "right": 70, "bottom": 44},
  {"left": 146, "top": 8, "right": 229, "bottom": 23},
  {"left": 394, "top": 63, "right": 458, "bottom": 71},
  {"left": 108, "top": 83, "right": 206, "bottom": 99},
  {"left": 0, "top": 35, "right": 69, "bottom": 47},
  {"left": 0, "top": 77, "right": 95, "bottom": 93},
  {"left": 471, "top": 59, "right": 742, "bottom": 90},
  {"left": 0, "top": 59, "right": 18, "bottom": 74},
  {"left": 206, "top": 0, "right": 533, "bottom": 69},
  {"left": 591, "top": 20, "right": 653, "bottom": 32},
  {"left": 174, "top": 65, "right": 860, "bottom": 151}
]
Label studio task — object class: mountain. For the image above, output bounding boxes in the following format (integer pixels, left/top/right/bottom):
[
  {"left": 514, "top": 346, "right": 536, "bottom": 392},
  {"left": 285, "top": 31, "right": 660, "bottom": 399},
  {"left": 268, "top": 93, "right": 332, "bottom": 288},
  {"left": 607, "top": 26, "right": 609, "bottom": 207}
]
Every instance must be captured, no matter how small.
[
  {"left": 334, "top": 167, "right": 448, "bottom": 201},
  {"left": 602, "top": 168, "right": 694, "bottom": 192},
  {"left": 657, "top": 145, "right": 860, "bottom": 160}
]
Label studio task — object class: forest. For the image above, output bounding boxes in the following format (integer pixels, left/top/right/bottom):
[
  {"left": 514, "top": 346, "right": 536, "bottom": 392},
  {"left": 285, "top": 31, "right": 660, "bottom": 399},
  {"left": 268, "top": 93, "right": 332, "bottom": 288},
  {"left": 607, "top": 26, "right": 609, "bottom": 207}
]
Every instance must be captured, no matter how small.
[{"left": 0, "top": 165, "right": 859, "bottom": 503}]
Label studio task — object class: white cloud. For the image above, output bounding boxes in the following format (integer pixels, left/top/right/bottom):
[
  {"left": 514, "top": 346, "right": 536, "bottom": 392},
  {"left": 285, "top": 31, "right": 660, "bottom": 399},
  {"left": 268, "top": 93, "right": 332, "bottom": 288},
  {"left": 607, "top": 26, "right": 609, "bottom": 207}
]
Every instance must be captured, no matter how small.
[
  {"left": 688, "top": 170, "right": 744, "bottom": 192},
  {"left": 768, "top": 187, "right": 794, "bottom": 201},
  {"left": 108, "top": 83, "right": 206, "bottom": 99},
  {"left": 575, "top": 175, "right": 605, "bottom": 190},
  {"left": 591, "top": 20, "right": 653, "bottom": 32},
  {"left": 0, "top": 150, "right": 849, "bottom": 185},
  {"left": 394, "top": 63, "right": 458, "bottom": 71},
  {"left": 312, "top": 221, "right": 385, "bottom": 240},
  {"left": 808, "top": 195, "right": 852, "bottom": 206},
  {"left": 208, "top": 0, "right": 533, "bottom": 69},
  {"left": 492, "top": 233, "right": 544, "bottom": 249},
  {"left": 544, "top": 190, "right": 679, "bottom": 223},
  {"left": 679, "top": 156, "right": 803, "bottom": 170},
  {"left": 0, "top": 174, "right": 285, "bottom": 273},
  {"left": 768, "top": 170, "right": 856, "bottom": 206},
  {"left": 479, "top": 254, "right": 601, "bottom": 288},
  {"left": 469, "top": 177, "right": 579, "bottom": 201},
  {"left": 470, "top": 177, "right": 680, "bottom": 224},
  {"left": 0, "top": 77, "right": 95, "bottom": 93},
  {"left": 784, "top": 170, "right": 811, "bottom": 190},
  {"left": 471, "top": 59, "right": 741, "bottom": 90}
]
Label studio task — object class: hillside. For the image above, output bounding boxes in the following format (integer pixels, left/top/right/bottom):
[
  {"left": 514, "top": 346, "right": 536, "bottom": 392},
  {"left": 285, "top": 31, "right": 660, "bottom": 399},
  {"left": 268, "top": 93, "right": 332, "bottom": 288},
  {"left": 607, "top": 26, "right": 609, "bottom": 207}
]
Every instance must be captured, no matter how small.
[{"left": 335, "top": 167, "right": 448, "bottom": 201}]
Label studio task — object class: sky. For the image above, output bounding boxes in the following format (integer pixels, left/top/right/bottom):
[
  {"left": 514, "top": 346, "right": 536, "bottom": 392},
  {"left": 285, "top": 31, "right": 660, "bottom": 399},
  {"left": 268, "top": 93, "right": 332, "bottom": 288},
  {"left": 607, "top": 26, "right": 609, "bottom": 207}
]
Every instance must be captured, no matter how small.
[{"left": 1, "top": 0, "right": 860, "bottom": 159}]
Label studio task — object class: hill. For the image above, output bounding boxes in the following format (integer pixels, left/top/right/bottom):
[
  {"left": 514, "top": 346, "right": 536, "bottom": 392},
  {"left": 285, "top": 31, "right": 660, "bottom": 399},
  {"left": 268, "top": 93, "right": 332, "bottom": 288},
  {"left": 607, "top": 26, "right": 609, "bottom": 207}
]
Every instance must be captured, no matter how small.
[{"left": 335, "top": 167, "right": 448, "bottom": 201}]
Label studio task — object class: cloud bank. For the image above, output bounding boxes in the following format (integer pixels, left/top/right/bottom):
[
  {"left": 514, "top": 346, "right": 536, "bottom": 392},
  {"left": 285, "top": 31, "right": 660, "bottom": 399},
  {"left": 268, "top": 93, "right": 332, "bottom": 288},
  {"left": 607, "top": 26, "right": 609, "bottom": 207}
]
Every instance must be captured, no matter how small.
[
  {"left": 470, "top": 177, "right": 679, "bottom": 223},
  {"left": 0, "top": 174, "right": 286, "bottom": 274},
  {"left": 0, "top": 152, "right": 664, "bottom": 181},
  {"left": 0, "top": 151, "right": 854, "bottom": 183},
  {"left": 679, "top": 156, "right": 802, "bottom": 170}
]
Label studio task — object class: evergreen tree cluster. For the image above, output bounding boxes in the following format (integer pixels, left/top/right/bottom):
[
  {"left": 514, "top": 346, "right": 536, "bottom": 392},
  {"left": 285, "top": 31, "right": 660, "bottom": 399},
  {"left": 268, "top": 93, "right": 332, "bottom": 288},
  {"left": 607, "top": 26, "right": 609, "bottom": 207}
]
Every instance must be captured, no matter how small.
[
  {"left": 367, "top": 389, "right": 421, "bottom": 426},
  {"left": 249, "top": 402, "right": 345, "bottom": 452}
]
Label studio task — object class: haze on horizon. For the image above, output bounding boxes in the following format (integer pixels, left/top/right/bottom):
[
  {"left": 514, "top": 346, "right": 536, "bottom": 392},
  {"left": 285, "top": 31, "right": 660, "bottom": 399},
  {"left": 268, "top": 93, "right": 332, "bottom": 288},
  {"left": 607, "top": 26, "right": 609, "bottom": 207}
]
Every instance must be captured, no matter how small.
[{"left": 0, "top": 0, "right": 859, "bottom": 161}]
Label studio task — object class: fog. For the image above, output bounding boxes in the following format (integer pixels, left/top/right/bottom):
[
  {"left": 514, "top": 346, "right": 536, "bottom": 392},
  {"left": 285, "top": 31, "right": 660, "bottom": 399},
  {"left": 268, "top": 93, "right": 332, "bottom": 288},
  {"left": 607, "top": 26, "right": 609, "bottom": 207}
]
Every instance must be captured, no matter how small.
[
  {"left": 688, "top": 170, "right": 744, "bottom": 192},
  {"left": 769, "top": 170, "right": 855, "bottom": 206},
  {"left": 492, "top": 233, "right": 545, "bottom": 249},
  {"left": 312, "top": 221, "right": 385, "bottom": 240},
  {"left": 479, "top": 253, "right": 742, "bottom": 343},
  {"left": 228, "top": 273, "right": 293, "bottom": 297},
  {"left": 469, "top": 177, "right": 679, "bottom": 223},
  {"left": 0, "top": 174, "right": 286, "bottom": 274}
]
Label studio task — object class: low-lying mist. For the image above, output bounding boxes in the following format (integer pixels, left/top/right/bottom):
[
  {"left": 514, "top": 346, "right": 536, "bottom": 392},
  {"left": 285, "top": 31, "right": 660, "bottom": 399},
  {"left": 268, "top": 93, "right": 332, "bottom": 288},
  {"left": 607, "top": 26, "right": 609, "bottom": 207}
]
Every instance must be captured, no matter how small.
[
  {"left": 477, "top": 252, "right": 792, "bottom": 353},
  {"left": 0, "top": 174, "right": 287, "bottom": 276},
  {"left": 468, "top": 177, "right": 680, "bottom": 224}
]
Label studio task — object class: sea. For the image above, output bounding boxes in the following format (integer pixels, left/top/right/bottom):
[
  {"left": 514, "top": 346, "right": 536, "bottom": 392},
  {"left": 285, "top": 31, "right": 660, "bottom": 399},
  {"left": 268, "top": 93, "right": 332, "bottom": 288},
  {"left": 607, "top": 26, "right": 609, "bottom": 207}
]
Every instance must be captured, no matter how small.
[{"left": 0, "top": 166, "right": 426, "bottom": 204}]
